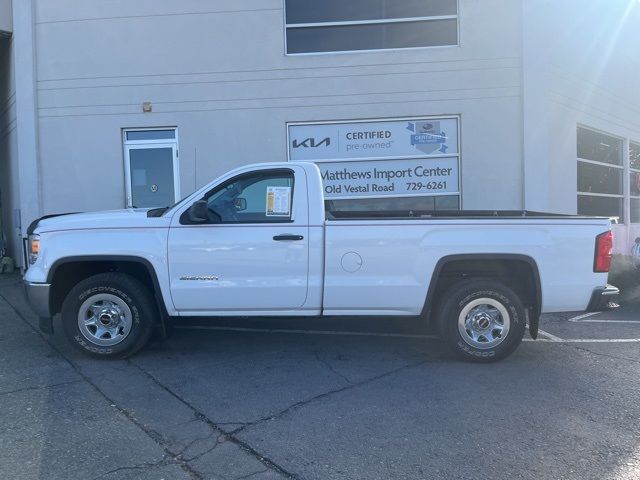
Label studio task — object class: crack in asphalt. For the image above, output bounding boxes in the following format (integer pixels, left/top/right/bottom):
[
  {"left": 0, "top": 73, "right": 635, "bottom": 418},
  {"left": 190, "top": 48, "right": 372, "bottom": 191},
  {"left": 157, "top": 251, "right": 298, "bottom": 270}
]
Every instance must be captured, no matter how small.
[
  {"left": 180, "top": 439, "right": 227, "bottom": 465},
  {"left": 89, "top": 456, "right": 170, "bottom": 480},
  {"left": 0, "top": 291, "right": 204, "bottom": 480},
  {"left": 0, "top": 379, "right": 83, "bottom": 397},
  {"left": 230, "top": 357, "right": 434, "bottom": 435},
  {"left": 128, "top": 360, "right": 298, "bottom": 479},
  {"left": 176, "top": 430, "right": 225, "bottom": 463},
  {"left": 313, "top": 349, "right": 353, "bottom": 384},
  {"left": 235, "top": 468, "right": 270, "bottom": 480}
]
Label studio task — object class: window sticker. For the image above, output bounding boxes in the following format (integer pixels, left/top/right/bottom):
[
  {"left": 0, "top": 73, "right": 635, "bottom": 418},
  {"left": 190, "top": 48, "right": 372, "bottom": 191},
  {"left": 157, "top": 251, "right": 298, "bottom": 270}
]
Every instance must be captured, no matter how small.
[{"left": 266, "top": 186, "right": 291, "bottom": 217}]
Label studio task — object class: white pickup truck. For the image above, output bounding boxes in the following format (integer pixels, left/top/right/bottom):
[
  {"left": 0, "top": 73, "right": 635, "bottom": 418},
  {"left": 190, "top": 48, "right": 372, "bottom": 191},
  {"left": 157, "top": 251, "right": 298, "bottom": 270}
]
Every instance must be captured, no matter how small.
[{"left": 24, "top": 162, "right": 618, "bottom": 362}]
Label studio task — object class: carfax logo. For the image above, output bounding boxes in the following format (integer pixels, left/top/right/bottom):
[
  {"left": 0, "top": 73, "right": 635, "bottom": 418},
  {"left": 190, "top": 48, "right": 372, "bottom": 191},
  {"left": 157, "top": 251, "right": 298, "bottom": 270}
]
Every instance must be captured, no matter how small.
[{"left": 406, "top": 121, "right": 448, "bottom": 154}]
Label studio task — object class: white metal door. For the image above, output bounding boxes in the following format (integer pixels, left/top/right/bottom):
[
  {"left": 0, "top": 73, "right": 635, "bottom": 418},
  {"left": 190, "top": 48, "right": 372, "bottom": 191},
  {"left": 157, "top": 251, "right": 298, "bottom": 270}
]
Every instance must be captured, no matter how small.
[
  {"left": 123, "top": 128, "right": 180, "bottom": 208},
  {"left": 167, "top": 167, "right": 309, "bottom": 314}
]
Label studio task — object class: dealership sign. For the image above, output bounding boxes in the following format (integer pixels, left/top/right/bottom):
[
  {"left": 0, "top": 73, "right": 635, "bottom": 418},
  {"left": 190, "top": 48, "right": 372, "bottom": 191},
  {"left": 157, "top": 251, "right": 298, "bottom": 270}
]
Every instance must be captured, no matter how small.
[
  {"left": 288, "top": 117, "right": 460, "bottom": 199},
  {"left": 315, "top": 158, "right": 458, "bottom": 198}
]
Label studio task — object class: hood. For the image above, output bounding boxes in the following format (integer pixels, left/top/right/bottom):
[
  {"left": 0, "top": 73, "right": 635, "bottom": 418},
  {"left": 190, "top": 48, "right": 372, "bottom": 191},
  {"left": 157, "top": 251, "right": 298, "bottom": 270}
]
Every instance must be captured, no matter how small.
[{"left": 30, "top": 208, "right": 170, "bottom": 234}]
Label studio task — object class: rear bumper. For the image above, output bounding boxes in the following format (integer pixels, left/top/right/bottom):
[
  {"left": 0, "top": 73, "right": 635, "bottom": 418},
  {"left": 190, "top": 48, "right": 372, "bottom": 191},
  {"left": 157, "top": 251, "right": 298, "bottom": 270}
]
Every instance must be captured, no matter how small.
[
  {"left": 586, "top": 284, "right": 619, "bottom": 312},
  {"left": 23, "top": 281, "right": 52, "bottom": 318}
]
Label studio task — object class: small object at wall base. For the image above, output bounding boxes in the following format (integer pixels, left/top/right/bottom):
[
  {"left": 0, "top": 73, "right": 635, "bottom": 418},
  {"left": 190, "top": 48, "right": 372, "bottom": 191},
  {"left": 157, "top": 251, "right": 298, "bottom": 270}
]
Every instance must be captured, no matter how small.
[{"left": 0, "top": 256, "right": 15, "bottom": 273}]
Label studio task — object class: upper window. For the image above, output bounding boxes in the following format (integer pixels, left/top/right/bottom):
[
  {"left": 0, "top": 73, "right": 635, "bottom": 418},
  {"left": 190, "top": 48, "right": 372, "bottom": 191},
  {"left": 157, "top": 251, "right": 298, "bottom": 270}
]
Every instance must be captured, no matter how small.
[
  {"left": 577, "top": 127, "right": 622, "bottom": 166},
  {"left": 125, "top": 130, "right": 176, "bottom": 141},
  {"left": 284, "top": 0, "right": 458, "bottom": 54}
]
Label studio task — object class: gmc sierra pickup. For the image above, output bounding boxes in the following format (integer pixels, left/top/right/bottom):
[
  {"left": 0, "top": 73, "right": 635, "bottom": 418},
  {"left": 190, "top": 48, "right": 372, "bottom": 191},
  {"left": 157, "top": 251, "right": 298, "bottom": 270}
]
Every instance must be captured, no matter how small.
[{"left": 24, "top": 162, "right": 618, "bottom": 362}]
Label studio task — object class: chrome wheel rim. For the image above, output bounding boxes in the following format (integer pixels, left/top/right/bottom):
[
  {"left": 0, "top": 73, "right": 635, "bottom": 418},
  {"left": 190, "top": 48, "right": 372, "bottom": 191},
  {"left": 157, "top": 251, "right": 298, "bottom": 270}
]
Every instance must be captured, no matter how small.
[
  {"left": 457, "top": 298, "right": 510, "bottom": 349},
  {"left": 77, "top": 294, "right": 133, "bottom": 347}
]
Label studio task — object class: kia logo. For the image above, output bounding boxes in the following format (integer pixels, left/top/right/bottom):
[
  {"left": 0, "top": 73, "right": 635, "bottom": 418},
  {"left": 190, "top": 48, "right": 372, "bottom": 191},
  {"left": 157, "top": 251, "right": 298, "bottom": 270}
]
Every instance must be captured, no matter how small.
[{"left": 292, "top": 137, "right": 331, "bottom": 148}]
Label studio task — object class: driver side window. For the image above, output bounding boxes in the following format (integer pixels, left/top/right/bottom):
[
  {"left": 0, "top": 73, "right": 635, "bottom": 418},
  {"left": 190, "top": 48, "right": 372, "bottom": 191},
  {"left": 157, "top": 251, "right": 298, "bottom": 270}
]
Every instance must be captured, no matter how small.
[{"left": 203, "top": 170, "right": 294, "bottom": 224}]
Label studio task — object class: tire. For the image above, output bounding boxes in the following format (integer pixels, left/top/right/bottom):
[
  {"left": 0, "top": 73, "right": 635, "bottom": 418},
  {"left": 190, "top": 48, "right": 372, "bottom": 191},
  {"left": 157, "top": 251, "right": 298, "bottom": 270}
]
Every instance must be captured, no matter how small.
[
  {"left": 61, "top": 272, "right": 156, "bottom": 359},
  {"left": 436, "top": 279, "right": 526, "bottom": 362}
]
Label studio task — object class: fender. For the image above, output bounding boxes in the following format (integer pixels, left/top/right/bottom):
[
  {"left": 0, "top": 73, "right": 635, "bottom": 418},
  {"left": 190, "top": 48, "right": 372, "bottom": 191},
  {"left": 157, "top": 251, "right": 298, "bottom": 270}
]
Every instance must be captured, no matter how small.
[
  {"left": 47, "top": 255, "right": 170, "bottom": 338},
  {"left": 422, "top": 253, "right": 542, "bottom": 339}
]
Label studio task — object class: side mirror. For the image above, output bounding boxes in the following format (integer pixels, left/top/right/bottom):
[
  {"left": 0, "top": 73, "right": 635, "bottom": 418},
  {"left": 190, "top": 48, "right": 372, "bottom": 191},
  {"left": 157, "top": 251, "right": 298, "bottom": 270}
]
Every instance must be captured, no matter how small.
[
  {"left": 187, "top": 200, "right": 209, "bottom": 223},
  {"left": 234, "top": 197, "right": 247, "bottom": 211}
]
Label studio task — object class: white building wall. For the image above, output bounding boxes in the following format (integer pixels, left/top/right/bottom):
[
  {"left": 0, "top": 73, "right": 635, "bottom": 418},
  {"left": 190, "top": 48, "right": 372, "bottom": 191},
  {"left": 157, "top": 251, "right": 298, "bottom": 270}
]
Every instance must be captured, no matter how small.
[
  {"left": 33, "top": 0, "right": 524, "bottom": 215},
  {"left": 523, "top": 0, "right": 640, "bottom": 252}
]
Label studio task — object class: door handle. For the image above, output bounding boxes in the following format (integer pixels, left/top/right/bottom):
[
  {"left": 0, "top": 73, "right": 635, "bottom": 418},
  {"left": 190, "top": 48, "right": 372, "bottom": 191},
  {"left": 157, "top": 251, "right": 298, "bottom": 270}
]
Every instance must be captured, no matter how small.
[{"left": 273, "top": 234, "right": 304, "bottom": 241}]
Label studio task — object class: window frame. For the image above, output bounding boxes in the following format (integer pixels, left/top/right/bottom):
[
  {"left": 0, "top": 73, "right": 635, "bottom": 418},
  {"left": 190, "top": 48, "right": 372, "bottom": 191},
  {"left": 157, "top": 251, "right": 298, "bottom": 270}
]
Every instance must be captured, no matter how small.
[
  {"left": 576, "top": 125, "right": 624, "bottom": 222},
  {"left": 283, "top": 0, "right": 460, "bottom": 56},
  {"left": 180, "top": 168, "right": 296, "bottom": 225}
]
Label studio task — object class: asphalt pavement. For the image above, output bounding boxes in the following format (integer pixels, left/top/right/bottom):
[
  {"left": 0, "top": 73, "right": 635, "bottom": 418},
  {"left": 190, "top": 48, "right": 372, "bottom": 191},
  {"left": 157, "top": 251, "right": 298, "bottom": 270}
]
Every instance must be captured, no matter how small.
[{"left": 1, "top": 272, "right": 639, "bottom": 480}]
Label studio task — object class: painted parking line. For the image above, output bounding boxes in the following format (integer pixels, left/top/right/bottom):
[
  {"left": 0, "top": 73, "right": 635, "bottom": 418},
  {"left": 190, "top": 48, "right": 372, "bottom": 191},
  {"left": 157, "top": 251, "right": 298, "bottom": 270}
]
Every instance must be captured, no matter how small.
[
  {"left": 526, "top": 338, "right": 640, "bottom": 343},
  {"left": 537, "top": 329, "right": 564, "bottom": 342},
  {"left": 568, "top": 312, "right": 640, "bottom": 323},
  {"left": 568, "top": 312, "right": 601, "bottom": 322}
]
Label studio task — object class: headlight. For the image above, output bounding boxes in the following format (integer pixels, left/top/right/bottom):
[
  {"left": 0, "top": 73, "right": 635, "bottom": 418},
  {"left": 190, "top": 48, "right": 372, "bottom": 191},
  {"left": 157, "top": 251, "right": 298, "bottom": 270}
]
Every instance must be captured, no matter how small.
[{"left": 28, "top": 234, "right": 40, "bottom": 265}]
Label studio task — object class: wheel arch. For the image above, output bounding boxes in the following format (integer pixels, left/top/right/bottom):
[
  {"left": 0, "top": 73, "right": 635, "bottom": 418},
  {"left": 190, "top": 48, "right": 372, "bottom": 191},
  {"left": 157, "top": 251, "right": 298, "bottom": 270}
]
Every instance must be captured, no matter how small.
[
  {"left": 422, "top": 254, "right": 542, "bottom": 334},
  {"left": 48, "top": 255, "right": 169, "bottom": 329}
]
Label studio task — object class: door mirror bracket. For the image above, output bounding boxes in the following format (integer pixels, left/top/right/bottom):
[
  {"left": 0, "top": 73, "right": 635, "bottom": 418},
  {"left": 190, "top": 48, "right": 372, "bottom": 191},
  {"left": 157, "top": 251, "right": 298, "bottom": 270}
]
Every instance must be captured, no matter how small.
[{"left": 187, "top": 200, "right": 209, "bottom": 223}]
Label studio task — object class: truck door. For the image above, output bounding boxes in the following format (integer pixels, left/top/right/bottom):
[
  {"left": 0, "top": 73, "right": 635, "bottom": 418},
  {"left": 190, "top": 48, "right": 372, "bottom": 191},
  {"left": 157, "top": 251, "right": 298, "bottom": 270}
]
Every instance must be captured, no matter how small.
[{"left": 167, "top": 167, "right": 309, "bottom": 313}]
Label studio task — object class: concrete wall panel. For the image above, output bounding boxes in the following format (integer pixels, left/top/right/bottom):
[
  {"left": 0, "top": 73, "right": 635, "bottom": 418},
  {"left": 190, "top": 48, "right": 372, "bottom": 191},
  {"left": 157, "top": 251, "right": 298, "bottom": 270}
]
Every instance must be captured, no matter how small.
[{"left": 33, "top": 0, "right": 525, "bottom": 215}]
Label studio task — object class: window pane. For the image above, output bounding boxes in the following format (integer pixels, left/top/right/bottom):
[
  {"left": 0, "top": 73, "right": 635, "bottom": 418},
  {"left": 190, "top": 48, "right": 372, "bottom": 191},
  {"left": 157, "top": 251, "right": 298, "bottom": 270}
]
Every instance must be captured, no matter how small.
[
  {"left": 577, "top": 161, "right": 622, "bottom": 195},
  {"left": 577, "top": 127, "right": 622, "bottom": 165},
  {"left": 287, "top": 19, "right": 457, "bottom": 54},
  {"left": 206, "top": 171, "right": 294, "bottom": 223},
  {"left": 632, "top": 198, "right": 640, "bottom": 224},
  {"left": 286, "top": 0, "right": 457, "bottom": 24},
  {"left": 126, "top": 130, "right": 175, "bottom": 141},
  {"left": 631, "top": 142, "right": 640, "bottom": 170},
  {"left": 631, "top": 172, "right": 640, "bottom": 196},
  {"left": 435, "top": 195, "right": 460, "bottom": 210},
  {"left": 129, "top": 147, "right": 175, "bottom": 208},
  {"left": 241, "top": 177, "right": 292, "bottom": 213},
  {"left": 578, "top": 195, "right": 623, "bottom": 220}
]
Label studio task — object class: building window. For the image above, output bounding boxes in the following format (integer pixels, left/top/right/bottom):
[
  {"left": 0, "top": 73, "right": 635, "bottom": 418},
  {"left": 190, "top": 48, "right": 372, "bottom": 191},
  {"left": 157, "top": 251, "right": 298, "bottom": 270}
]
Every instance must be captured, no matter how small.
[
  {"left": 630, "top": 142, "right": 640, "bottom": 223},
  {"left": 284, "top": 0, "right": 458, "bottom": 54},
  {"left": 577, "top": 126, "right": 624, "bottom": 221}
]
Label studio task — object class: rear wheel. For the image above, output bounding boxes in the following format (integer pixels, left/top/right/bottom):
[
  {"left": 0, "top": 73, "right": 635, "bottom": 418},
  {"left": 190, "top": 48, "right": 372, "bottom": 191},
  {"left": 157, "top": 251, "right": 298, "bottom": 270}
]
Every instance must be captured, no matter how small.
[
  {"left": 436, "top": 279, "right": 526, "bottom": 362},
  {"left": 61, "top": 273, "right": 156, "bottom": 358}
]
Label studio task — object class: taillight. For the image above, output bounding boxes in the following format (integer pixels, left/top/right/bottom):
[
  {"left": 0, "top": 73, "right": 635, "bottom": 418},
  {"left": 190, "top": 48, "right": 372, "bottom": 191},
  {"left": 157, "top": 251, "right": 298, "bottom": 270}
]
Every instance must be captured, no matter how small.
[{"left": 594, "top": 231, "right": 613, "bottom": 273}]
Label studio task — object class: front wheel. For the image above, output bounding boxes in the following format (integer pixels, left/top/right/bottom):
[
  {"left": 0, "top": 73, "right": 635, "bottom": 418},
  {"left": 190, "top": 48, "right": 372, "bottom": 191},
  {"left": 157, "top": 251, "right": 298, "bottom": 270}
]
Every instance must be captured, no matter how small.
[
  {"left": 436, "top": 279, "right": 526, "bottom": 362},
  {"left": 61, "top": 273, "right": 156, "bottom": 359}
]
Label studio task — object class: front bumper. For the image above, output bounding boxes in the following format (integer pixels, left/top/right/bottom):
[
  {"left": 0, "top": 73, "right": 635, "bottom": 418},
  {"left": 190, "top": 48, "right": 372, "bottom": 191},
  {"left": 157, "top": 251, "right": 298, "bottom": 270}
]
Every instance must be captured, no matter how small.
[
  {"left": 23, "top": 281, "right": 52, "bottom": 318},
  {"left": 586, "top": 284, "right": 619, "bottom": 312}
]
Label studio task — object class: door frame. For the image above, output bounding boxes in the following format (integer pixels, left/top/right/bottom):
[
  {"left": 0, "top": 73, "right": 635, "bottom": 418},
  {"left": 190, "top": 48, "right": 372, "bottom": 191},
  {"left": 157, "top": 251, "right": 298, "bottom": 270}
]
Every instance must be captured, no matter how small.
[{"left": 122, "top": 128, "right": 180, "bottom": 208}]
